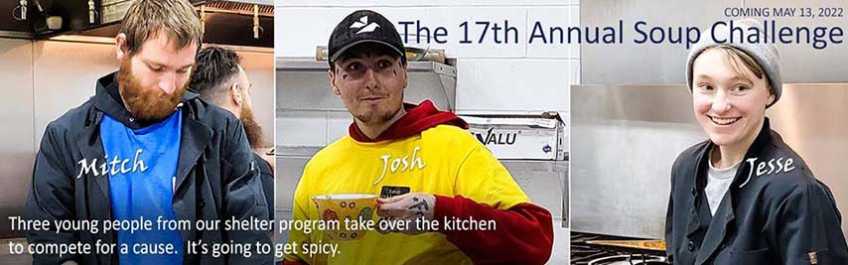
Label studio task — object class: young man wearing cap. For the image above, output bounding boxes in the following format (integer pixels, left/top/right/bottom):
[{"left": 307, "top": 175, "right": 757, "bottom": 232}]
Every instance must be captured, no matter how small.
[
  {"left": 285, "top": 10, "right": 553, "bottom": 265},
  {"left": 25, "top": 1, "right": 271, "bottom": 264},
  {"left": 665, "top": 20, "right": 848, "bottom": 264}
]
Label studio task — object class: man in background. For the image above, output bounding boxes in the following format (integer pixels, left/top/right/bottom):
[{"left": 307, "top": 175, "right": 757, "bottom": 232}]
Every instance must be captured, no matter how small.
[{"left": 189, "top": 46, "right": 275, "bottom": 219}]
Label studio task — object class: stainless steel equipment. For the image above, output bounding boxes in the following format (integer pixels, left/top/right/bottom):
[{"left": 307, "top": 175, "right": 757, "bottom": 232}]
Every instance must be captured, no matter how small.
[
  {"left": 571, "top": 232, "right": 669, "bottom": 265},
  {"left": 501, "top": 160, "right": 567, "bottom": 227},
  {"left": 581, "top": 0, "right": 848, "bottom": 85},
  {"left": 570, "top": 84, "right": 848, "bottom": 240},
  {"left": 460, "top": 113, "right": 569, "bottom": 225},
  {"left": 766, "top": 84, "right": 848, "bottom": 240}
]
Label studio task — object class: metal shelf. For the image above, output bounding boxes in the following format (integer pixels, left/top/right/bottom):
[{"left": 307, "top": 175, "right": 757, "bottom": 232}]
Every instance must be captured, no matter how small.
[
  {"left": 0, "top": 31, "right": 33, "bottom": 39},
  {"left": 275, "top": 146, "right": 322, "bottom": 158},
  {"left": 276, "top": 57, "right": 456, "bottom": 76},
  {"left": 199, "top": 0, "right": 274, "bottom": 5}
]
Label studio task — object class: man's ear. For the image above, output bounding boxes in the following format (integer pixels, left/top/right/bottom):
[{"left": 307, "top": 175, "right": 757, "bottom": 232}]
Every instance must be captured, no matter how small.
[
  {"left": 767, "top": 93, "right": 776, "bottom": 107},
  {"left": 402, "top": 63, "right": 408, "bottom": 89},
  {"left": 230, "top": 83, "right": 243, "bottom": 108},
  {"left": 328, "top": 69, "right": 341, "bottom": 96},
  {"left": 115, "top": 33, "right": 129, "bottom": 61}
]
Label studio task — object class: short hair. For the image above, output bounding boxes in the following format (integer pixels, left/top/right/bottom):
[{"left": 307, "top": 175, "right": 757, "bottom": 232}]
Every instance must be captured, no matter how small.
[
  {"left": 190, "top": 46, "right": 242, "bottom": 103},
  {"left": 119, "top": 0, "right": 202, "bottom": 55}
]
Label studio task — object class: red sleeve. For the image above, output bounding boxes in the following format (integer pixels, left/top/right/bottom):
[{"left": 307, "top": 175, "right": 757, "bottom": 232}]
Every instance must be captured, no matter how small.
[
  {"left": 282, "top": 260, "right": 306, "bottom": 265},
  {"left": 434, "top": 195, "right": 554, "bottom": 265}
]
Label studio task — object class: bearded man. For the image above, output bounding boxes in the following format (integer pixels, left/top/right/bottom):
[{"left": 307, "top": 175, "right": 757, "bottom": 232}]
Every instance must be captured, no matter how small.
[
  {"left": 24, "top": 1, "right": 271, "bottom": 265},
  {"left": 189, "top": 46, "right": 275, "bottom": 222}
]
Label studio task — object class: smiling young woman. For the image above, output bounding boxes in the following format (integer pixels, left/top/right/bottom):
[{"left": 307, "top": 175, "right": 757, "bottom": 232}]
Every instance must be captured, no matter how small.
[
  {"left": 664, "top": 19, "right": 848, "bottom": 265},
  {"left": 690, "top": 46, "right": 774, "bottom": 169}
]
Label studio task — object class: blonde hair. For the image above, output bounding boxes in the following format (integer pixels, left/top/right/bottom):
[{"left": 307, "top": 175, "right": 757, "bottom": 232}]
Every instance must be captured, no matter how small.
[{"left": 119, "top": 0, "right": 202, "bottom": 55}]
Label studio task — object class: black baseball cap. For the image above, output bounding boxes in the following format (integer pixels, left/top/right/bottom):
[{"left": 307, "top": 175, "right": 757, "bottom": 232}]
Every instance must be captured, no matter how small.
[{"left": 328, "top": 10, "right": 405, "bottom": 65}]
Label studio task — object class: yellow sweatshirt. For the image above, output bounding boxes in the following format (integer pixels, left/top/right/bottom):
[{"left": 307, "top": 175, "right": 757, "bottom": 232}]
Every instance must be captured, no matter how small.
[{"left": 285, "top": 124, "right": 530, "bottom": 265}]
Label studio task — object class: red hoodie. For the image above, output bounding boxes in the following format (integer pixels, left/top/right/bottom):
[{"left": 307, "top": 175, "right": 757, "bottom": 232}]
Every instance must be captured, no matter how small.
[
  {"left": 348, "top": 100, "right": 468, "bottom": 142},
  {"left": 286, "top": 100, "right": 554, "bottom": 265}
]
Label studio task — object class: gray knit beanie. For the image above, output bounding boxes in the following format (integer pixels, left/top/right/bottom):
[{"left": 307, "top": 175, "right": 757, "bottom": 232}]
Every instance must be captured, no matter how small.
[{"left": 686, "top": 19, "right": 782, "bottom": 107}]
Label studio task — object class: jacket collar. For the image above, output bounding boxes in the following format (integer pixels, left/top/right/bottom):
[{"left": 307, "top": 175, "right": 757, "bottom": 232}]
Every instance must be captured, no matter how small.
[
  {"left": 171, "top": 114, "right": 212, "bottom": 233},
  {"left": 689, "top": 118, "right": 774, "bottom": 265},
  {"left": 93, "top": 72, "right": 200, "bottom": 129},
  {"left": 84, "top": 72, "right": 211, "bottom": 224}
]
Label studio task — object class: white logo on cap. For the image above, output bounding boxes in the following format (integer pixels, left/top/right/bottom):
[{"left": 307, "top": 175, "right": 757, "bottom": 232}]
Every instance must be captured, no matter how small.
[{"left": 350, "top": 16, "right": 380, "bottom": 34}]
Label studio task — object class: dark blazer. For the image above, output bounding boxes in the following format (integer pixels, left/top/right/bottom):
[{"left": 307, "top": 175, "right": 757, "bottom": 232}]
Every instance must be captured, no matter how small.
[
  {"left": 25, "top": 73, "right": 272, "bottom": 265},
  {"left": 666, "top": 118, "right": 848, "bottom": 265},
  {"left": 253, "top": 152, "right": 275, "bottom": 221}
]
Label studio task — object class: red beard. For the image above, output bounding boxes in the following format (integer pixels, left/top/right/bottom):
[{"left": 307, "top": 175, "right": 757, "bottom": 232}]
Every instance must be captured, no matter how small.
[
  {"left": 118, "top": 58, "right": 187, "bottom": 123},
  {"left": 240, "top": 105, "right": 264, "bottom": 149}
]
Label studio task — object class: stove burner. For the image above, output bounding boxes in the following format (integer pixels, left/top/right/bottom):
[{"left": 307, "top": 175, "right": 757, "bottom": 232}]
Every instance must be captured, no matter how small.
[
  {"left": 587, "top": 254, "right": 667, "bottom": 265},
  {"left": 571, "top": 232, "right": 670, "bottom": 265}
]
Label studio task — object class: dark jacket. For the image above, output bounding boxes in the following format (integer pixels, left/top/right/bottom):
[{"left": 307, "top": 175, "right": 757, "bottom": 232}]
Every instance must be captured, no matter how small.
[
  {"left": 25, "top": 73, "right": 272, "bottom": 265},
  {"left": 666, "top": 118, "right": 848, "bottom": 265},
  {"left": 253, "top": 153, "right": 275, "bottom": 221}
]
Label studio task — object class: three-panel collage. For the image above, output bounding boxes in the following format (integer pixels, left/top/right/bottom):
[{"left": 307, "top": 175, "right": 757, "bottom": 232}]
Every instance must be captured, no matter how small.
[{"left": 1, "top": 0, "right": 847, "bottom": 264}]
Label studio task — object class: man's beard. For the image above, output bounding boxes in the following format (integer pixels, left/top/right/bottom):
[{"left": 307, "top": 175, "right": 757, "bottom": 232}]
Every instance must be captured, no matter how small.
[
  {"left": 118, "top": 58, "right": 187, "bottom": 123},
  {"left": 240, "top": 105, "right": 264, "bottom": 149},
  {"left": 354, "top": 106, "right": 400, "bottom": 125}
]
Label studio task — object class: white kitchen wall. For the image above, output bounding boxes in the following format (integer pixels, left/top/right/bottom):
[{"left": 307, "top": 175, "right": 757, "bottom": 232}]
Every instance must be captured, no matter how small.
[
  {"left": 275, "top": 2, "right": 579, "bottom": 115},
  {"left": 32, "top": 40, "right": 121, "bottom": 142},
  {"left": 0, "top": 38, "right": 36, "bottom": 241}
]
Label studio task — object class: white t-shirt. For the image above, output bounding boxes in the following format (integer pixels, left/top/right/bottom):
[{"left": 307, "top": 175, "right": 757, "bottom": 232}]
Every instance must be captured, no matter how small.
[{"left": 705, "top": 159, "right": 741, "bottom": 216}]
